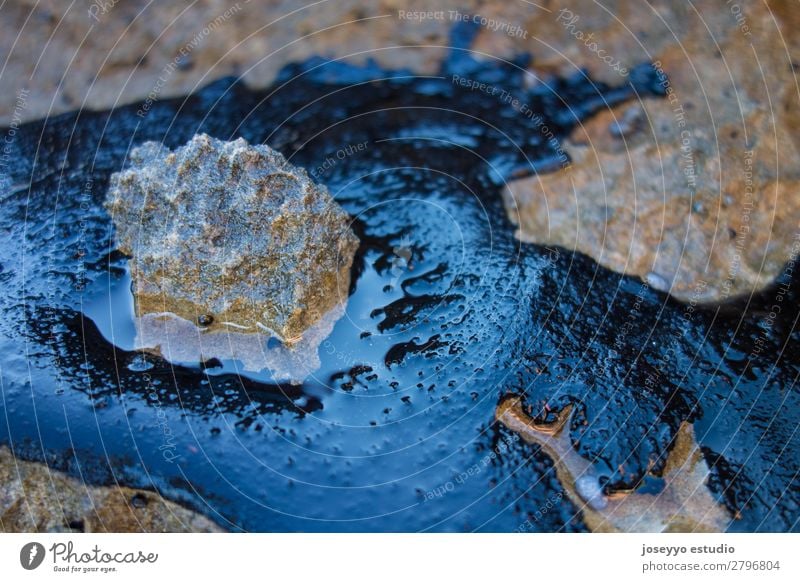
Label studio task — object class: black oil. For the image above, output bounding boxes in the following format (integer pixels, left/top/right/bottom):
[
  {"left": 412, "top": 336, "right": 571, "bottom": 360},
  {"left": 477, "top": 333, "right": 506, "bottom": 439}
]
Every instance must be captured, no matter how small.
[{"left": 1, "top": 22, "right": 798, "bottom": 531}]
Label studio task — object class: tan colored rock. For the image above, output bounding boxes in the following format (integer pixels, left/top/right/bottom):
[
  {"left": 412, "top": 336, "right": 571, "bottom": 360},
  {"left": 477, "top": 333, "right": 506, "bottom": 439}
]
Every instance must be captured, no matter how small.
[
  {"left": 0, "top": 0, "right": 552, "bottom": 124},
  {"left": 0, "top": 447, "right": 222, "bottom": 532},
  {"left": 0, "top": 0, "right": 483, "bottom": 124},
  {"left": 105, "top": 134, "right": 359, "bottom": 344},
  {"left": 503, "top": 0, "right": 800, "bottom": 302},
  {"left": 104, "top": 134, "right": 359, "bottom": 379},
  {"left": 496, "top": 396, "right": 730, "bottom": 532}
]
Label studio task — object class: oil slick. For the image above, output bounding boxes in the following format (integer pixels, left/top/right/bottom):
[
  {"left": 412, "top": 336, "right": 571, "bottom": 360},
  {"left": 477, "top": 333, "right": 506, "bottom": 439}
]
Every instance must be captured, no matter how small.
[{"left": 496, "top": 395, "right": 731, "bottom": 532}]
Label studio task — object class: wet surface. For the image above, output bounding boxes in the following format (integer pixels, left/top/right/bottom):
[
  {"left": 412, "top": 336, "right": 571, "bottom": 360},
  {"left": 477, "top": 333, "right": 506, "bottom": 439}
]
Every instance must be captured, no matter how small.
[{"left": 1, "top": 22, "right": 798, "bottom": 531}]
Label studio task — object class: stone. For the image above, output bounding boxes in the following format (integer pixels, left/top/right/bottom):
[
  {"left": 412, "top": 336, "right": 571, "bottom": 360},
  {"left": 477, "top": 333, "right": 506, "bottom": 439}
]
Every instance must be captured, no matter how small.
[
  {"left": 104, "top": 134, "right": 359, "bottom": 374},
  {"left": 0, "top": 447, "right": 222, "bottom": 532},
  {"left": 0, "top": 0, "right": 469, "bottom": 124},
  {"left": 496, "top": 396, "right": 730, "bottom": 532},
  {"left": 502, "top": 0, "right": 800, "bottom": 303}
]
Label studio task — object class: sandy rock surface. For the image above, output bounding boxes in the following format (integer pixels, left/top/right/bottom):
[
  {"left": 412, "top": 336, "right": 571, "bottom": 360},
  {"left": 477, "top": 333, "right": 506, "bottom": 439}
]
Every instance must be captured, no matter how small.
[
  {"left": 0, "top": 0, "right": 490, "bottom": 124},
  {"left": 502, "top": 0, "right": 800, "bottom": 302},
  {"left": 1, "top": 447, "right": 222, "bottom": 532}
]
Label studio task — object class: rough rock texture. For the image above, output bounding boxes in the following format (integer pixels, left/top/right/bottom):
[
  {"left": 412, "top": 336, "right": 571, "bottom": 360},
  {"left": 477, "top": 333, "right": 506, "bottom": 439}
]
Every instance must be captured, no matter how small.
[
  {"left": 0, "top": 0, "right": 642, "bottom": 123},
  {"left": 105, "top": 133, "right": 359, "bottom": 345},
  {"left": 0, "top": 447, "right": 222, "bottom": 532},
  {"left": 503, "top": 0, "right": 800, "bottom": 302},
  {"left": 0, "top": 0, "right": 481, "bottom": 124}
]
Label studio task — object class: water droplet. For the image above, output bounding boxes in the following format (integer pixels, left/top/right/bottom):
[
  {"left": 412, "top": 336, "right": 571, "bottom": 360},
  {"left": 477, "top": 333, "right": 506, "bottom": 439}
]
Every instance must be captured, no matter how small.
[
  {"left": 127, "top": 354, "right": 153, "bottom": 372},
  {"left": 575, "top": 475, "right": 608, "bottom": 510},
  {"left": 645, "top": 271, "right": 670, "bottom": 292}
]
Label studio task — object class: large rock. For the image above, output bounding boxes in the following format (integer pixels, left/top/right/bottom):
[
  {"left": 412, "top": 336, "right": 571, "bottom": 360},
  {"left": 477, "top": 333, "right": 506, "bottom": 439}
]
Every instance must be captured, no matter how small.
[
  {"left": 503, "top": 0, "right": 800, "bottom": 302},
  {"left": 0, "top": 447, "right": 222, "bottom": 532},
  {"left": 0, "top": 0, "right": 478, "bottom": 124},
  {"left": 105, "top": 134, "right": 359, "bottom": 375}
]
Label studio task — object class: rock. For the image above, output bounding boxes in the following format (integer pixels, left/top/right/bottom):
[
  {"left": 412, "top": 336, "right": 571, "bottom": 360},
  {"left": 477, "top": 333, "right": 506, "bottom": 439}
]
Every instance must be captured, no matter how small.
[
  {"left": 496, "top": 396, "right": 730, "bottom": 532},
  {"left": 104, "top": 134, "right": 359, "bottom": 375},
  {"left": 503, "top": 0, "right": 800, "bottom": 303},
  {"left": 0, "top": 0, "right": 475, "bottom": 124},
  {"left": 0, "top": 447, "right": 222, "bottom": 532}
]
